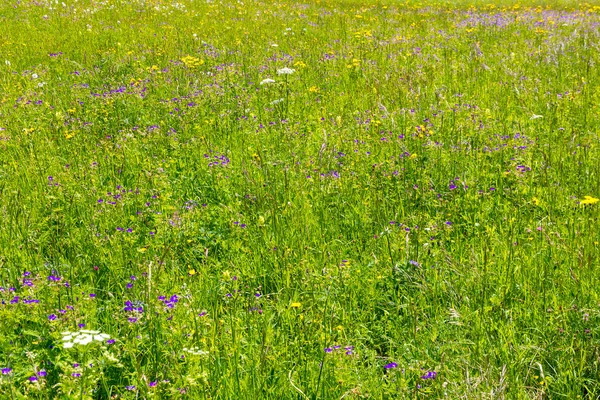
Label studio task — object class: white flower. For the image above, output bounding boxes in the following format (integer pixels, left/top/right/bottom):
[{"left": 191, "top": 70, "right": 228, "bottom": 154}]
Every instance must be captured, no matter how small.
[
  {"left": 183, "top": 346, "right": 209, "bottom": 356},
  {"left": 260, "top": 78, "right": 275, "bottom": 85},
  {"left": 270, "top": 98, "right": 284, "bottom": 105},
  {"left": 530, "top": 114, "right": 543, "bottom": 120},
  {"left": 277, "top": 67, "right": 295, "bottom": 75},
  {"left": 31, "top": 73, "right": 39, "bottom": 79},
  {"left": 271, "top": 44, "right": 278, "bottom": 47},
  {"left": 61, "top": 329, "right": 111, "bottom": 348},
  {"left": 4, "top": 60, "right": 10, "bottom": 66}
]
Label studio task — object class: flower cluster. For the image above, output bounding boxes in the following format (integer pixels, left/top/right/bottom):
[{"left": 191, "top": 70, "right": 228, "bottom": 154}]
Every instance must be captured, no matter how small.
[
  {"left": 182, "top": 346, "right": 209, "bottom": 356},
  {"left": 62, "top": 330, "right": 111, "bottom": 348},
  {"left": 324, "top": 345, "right": 354, "bottom": 355}
]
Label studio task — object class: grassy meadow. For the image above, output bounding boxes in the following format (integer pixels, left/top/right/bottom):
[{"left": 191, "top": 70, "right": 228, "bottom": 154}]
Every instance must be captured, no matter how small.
[{"left": 1, "top": 0, "right": 600, "bottom": 397}]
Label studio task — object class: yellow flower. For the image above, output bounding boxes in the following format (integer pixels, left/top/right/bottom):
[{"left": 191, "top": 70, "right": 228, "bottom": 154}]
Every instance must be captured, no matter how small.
[
  {"left": 580, "top": 196, "right": 599, "bottom": 205},
  {"left": 290, "top": 302, "right": 302, "bottom": 308}
]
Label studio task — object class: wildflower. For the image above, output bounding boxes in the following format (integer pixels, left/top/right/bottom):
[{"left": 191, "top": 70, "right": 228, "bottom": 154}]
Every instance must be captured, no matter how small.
[
  {"left": 276, "top": 67, "right": 295, "bottom": 75},
  {"left": 149, "top": 381, "right": 158, "bottom": 387},
  {"left": 62, "top": 330, "right": 110, "bottom": 348},
  {"left": 290, "top": 302, "right": 302, "bottom": 308},
  {"left": 324, "top": 347, "right": 333, "bottom": 353},
  {"left": 1, "top": 368, "right": 11, "bottom": 375},
  {"left": 29, "top": 376, "right": 38, "bottom": 382},
  {"left": 421, "top": 371, "right": 437, "bottom": 380},
  {"left": 260, "top": 78, "right": 275, "bottom": 85},
  {"left": 126, "top": 385, "right": 136, "bottom": 391},
  {"left": 183, "top": 347, "right": 209, "bottom": 356},
  {"left": 384, "top": 362, "right": 398, "bottom": 369},
  {"left": 580, "top": 195, "right": 599, "bottom": 205},
  {"left": 48, "top": 314, "right": 57, "bottom": 321},
  {"left": 72, "top": 373, "right": 81, "bottom": 378},
  {"left": 37, "top": 370, "right": 47, "bottom": 377}
]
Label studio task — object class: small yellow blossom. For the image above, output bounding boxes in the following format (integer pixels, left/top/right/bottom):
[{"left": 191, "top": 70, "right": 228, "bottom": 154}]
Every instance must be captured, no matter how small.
[{"left": 580, "top": 196, "right": 599, "bottom": 205}]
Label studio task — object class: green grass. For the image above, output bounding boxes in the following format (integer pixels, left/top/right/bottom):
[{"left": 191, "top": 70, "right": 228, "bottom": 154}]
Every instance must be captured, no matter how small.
[{"left": 1, "top": 0, "right": 600, "bottom": 398}]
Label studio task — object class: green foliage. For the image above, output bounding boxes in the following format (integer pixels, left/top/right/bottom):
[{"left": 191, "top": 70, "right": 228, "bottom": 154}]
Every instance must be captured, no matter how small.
[{"left": 0, "top": 0, "right": 600, "bottom": 398}]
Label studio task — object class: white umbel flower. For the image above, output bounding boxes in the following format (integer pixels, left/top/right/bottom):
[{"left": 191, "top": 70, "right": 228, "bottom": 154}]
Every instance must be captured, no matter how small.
[
  {"left": 276, "top": 67, "right": 295, "bottom": 75},
  {"left": 183, "top": 346, "right": 209, "bottom": 356},
  {"left": 61, "top": 330, "right": 111, "bottom": 349},
  {"left": 260, "top": 78, "right": 275, "bottom": 85}
]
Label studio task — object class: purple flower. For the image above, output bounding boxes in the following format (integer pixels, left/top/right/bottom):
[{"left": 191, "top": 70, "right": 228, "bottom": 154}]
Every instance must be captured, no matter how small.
[
  {"left": 384, "top": 362, "right": 398, "bottom": 369},
  {"left": 126, "top": 385, "right": 136, "bottom": 390},
  {"left": 72, "top": 373, "right": 81, "bottom": 378},
  {"left": 324, "top": 347, "right": 333, "bottom": 353},
  {"left": 78, "top": 323, "right": 85, "bottom": 328},
  {"left": 149, "top": 381, "right": 157, "bottom": 387},
  {"left": 29, "top": 376, "right": 38, "bottom": 382},
  {"left": 37, "top": 370, "right": 47, "bottom": 377},
  {"left": 89, "top": 293, "right": 96, "bottom": 298},
  {"left": 106, "top": 339, "right": 115, "bottom": 345},
  {"left": 421, "top": 371, "right": 437, "bottom": 380},
  {"left": 48, "top": 314, "right": 57, "bottom": 321},
  {"left": 126, "top": 282, "right": 134, "bottom": 289},
  {"left": 128, "top": 317, "right": 138, "bottom": 323},
  {"left": 1, "top": 368, "right": 11, "bottom": 375}
]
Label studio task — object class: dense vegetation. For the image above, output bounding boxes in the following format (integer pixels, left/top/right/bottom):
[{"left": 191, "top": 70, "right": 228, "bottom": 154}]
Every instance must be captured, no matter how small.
[{"left": 1, "top": 0, "right": 600, "bottom": 397}]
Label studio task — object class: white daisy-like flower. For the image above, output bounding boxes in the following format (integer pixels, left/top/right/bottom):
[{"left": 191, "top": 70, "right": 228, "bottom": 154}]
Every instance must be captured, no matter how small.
[
  {"left": 276, "top": 67, "right": 295, "bottom": 75},
  {"left": 270, "top": 98, "right": 284, "bottom": 105},
  {"left": 260, "top": 78, "right": 275, "bottom": 85},
  {"left": 31, "top": 73, "right": 39, "bottom": 79}
]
